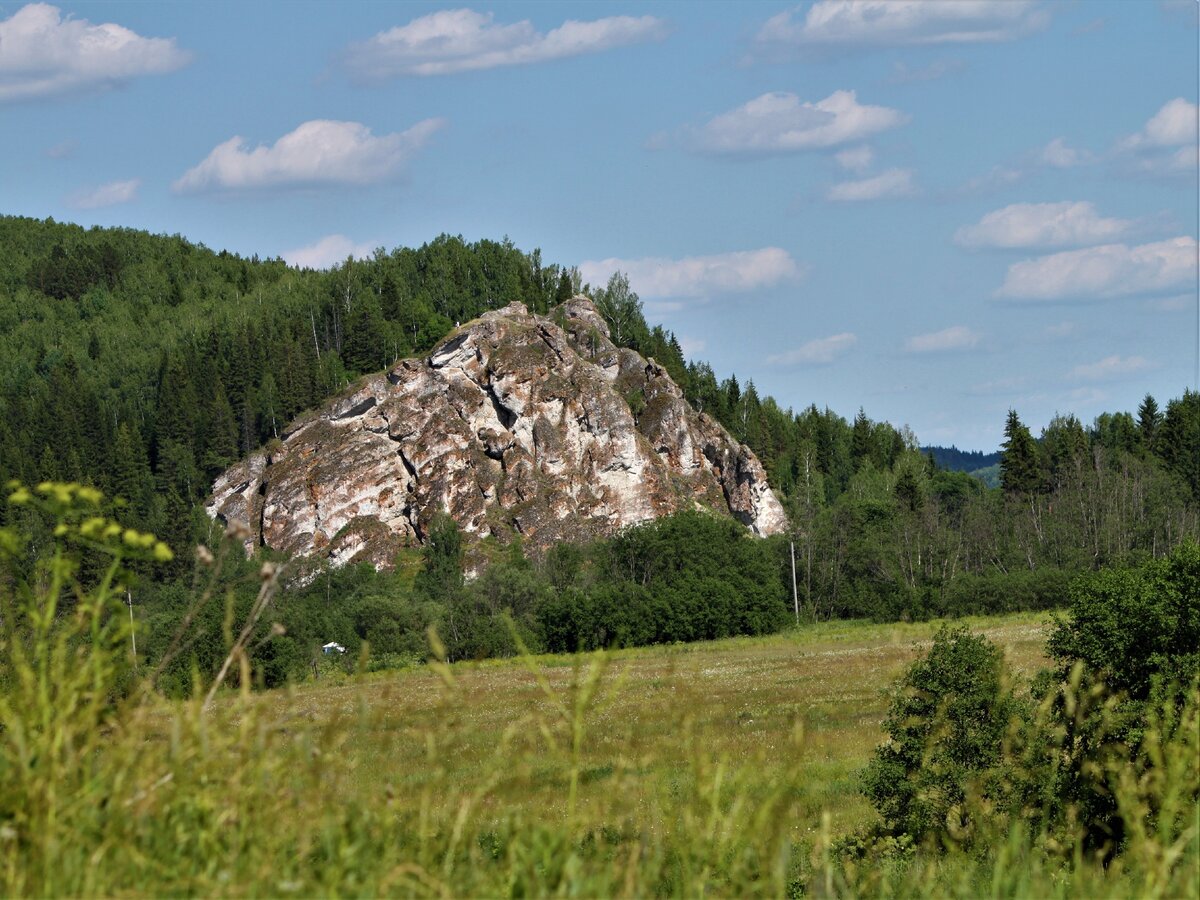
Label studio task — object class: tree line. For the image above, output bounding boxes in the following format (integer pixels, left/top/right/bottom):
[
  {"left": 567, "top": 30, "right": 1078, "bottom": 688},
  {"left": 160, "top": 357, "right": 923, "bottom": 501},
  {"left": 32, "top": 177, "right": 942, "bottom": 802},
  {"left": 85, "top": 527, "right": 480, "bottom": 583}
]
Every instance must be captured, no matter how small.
[{"left": 0, "top": 214, "right": 1197, "bottom": 684}]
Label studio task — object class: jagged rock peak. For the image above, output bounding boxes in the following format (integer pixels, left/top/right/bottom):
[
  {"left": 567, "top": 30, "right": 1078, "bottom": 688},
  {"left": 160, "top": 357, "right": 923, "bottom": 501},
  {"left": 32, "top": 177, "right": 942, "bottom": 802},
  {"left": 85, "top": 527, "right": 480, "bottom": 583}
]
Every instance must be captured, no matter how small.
[{"left": 207, "top": 296, "right": 788, "bottom": 570}]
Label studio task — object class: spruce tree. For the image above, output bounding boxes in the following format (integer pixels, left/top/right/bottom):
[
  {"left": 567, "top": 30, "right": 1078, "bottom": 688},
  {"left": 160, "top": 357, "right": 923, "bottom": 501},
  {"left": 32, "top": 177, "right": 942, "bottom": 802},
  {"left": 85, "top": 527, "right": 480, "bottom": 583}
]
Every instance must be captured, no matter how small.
[
  {"left": 555, "top": 269, "right": 573, "bottom": 304},
  {"left": 851, "top": 408, "right": 872, "bottom": 469},
  {"left": 200, "top": 378, "right": 239, "bottom": 477},
  {"left": 1000, "top": 409, "right": 1041, "bottom": 494},
  {"left": 1137, "top": 394, "right": 1161, "bottom": 452},
  {"left": 112, "top": 421, "right": 153, "bottom": 520},
  {"left": 1156, "top": 390, "right": 1200, "bottom": 498}
]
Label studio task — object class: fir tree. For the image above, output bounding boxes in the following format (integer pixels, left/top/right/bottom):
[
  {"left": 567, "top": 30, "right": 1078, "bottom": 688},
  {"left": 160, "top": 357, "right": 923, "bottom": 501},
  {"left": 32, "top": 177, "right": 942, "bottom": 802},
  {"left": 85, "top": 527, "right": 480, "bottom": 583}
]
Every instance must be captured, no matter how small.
[
  {"left": 200, "top": 378, "right": 239, "bottom": 477},
  {"left": 1137, "top": 394, "right": 1162, "bottom": 453},
  {"left": 851, "top": 408, "right": 873, "bottom": 469},
  {"left": 1000, "top": 409, "right": 1042, "bottom": 494},
  {"left": 555, "top": 269, "right": 573, "bottom": 304}
]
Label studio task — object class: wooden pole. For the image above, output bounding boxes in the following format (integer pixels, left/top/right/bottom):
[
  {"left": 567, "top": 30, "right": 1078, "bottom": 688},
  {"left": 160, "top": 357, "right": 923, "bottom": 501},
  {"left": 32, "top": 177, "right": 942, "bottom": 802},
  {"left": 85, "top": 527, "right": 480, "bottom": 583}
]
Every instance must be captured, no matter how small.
[
  {"left": 127, "top": 589, "right": 137, "bottom": 674},
  {"left": 790, "top": 540, "right": 799, "bottom": 626}
]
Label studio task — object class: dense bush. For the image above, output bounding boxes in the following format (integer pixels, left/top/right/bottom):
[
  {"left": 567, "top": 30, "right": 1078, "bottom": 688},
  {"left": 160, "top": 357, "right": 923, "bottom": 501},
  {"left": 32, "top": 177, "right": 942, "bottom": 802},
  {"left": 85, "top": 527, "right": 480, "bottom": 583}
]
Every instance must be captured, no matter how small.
[
  {"left": 859, "top": 545, "right": 1200, "bottom": 869},
  {"left": 862, "top": 626, "right": 1021, "bottom": 847},
  {"left": 1036, "top": 542, "right": 1200, "bottom": 851},
  {"left": 1047, "top": 542, "right": 1199, "bottom": 702},
  {"left": 537, "top": 511, "right": 789, "bottom": 652}
]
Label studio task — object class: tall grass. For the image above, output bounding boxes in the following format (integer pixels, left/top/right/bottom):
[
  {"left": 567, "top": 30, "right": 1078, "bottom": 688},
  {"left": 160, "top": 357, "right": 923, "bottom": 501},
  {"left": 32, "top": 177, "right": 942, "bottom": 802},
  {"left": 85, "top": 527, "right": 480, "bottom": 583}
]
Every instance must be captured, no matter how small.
[{"left": 0, "top": 483, "right": 1196, "bottom": 896}]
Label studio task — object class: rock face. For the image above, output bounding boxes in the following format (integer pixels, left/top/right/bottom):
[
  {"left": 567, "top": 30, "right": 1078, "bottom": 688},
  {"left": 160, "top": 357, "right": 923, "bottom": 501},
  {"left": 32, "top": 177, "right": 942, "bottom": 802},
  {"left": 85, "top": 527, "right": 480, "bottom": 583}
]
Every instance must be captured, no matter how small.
[{"left": 207, "top": 297, "right": 788, "bottom": 569}]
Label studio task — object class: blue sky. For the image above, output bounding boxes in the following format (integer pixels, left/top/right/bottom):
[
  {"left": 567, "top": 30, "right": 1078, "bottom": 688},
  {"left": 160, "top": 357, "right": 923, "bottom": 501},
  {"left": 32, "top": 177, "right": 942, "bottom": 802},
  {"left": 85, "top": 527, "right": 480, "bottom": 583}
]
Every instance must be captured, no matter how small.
[{"left": 3, "top": 0, "right": 1197, "bottom": 451}]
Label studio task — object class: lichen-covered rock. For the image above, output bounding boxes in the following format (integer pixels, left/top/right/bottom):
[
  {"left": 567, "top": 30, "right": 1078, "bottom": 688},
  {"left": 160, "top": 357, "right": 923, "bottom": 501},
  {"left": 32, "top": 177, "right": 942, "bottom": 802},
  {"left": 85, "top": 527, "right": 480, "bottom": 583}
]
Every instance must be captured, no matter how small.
[{"left": 206, "top": 297, "right": 787, "bottom": 569}]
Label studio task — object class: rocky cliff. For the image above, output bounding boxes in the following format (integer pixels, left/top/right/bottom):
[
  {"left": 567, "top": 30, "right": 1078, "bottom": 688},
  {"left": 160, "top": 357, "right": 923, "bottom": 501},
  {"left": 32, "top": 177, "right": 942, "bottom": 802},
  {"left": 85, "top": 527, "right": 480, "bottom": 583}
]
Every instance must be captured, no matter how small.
[{"left": 207, "top": 297, "right": 788, "bottom": 569}]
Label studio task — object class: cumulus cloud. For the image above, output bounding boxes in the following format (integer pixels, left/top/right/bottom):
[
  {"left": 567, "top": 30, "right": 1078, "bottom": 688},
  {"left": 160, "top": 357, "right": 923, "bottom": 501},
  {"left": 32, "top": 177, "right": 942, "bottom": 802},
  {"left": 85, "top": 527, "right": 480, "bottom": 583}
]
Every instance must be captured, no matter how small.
[
  {"left": 0, "top": 3, "right": 190, "bottom": 102},
  {"left": 1069, "top": 355, "right": 1152, "bottom": 382},
  {"left": 686, "top": 90, "right": 907, "bottom": 156},
  {"left": 904, "top": 325, "right": 980, "bottom": 353},
  {"left": 956, "top": 201, "right": 1133, "bottom": 249},
  {"left": 827, "top": 167, "right": 915, "bottom": 201},
  {"left": 344, "top": 8, "right": 668, "bottom": 79},
  {"left": 283, "top": 235, "right": 379, "bottom": 270},
  {"left": 1121, "top": 98, "right": 1198, "bottom": 149},
  {"left": 755, "top": 1, "right": 1047, "bottom": 51},
  {"left": 1116, "top": 98, "right": 1199, "bottom": 177},
  {"left": 174, "top": 119, "right": 444, "bottom": 193},
  {"left": 577, "top": 247, "right": 802, "bottom": 299},
  {"left": 767, "top": 333, "right": 857, "bottom": 366},
  {"left": 68, "top": 179, "right": 139, "bottom": 209},
  {"left": 996, "top": 237, "right": 1198, "bottom": 300}
]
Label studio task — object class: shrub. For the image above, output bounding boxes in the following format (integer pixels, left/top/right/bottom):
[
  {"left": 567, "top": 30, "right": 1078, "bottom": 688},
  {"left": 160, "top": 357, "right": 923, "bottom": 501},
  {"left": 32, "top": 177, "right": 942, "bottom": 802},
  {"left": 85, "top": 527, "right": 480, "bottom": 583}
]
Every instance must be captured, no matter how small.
[
  {"left": 862, "top": 625, "right": 1022, "bottom": 847},
  {"left": 1033, "top": 543, "right": 1200, "bottom": 852},
  {"left": 1047, "top": 543, "right": 1199, "bottom": 703}
]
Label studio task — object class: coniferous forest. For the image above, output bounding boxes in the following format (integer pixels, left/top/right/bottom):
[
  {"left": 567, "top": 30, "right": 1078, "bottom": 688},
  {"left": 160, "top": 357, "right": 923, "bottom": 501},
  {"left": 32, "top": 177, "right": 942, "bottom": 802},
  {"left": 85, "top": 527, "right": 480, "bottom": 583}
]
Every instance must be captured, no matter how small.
[{"left": 0, "top": 215, "right": 1197, "bottom": 686}]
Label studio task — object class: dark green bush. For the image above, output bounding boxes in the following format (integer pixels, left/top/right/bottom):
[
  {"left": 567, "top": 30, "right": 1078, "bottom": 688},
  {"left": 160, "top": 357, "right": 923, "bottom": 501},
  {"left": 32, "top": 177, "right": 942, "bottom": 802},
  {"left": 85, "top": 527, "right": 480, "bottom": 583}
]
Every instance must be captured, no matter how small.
[
  {"left": 1047, "top": 543, "right": 1199, "bottom": 702},
  {"left": 862, "top": 625, "right": 1022, "bottom": 847}
]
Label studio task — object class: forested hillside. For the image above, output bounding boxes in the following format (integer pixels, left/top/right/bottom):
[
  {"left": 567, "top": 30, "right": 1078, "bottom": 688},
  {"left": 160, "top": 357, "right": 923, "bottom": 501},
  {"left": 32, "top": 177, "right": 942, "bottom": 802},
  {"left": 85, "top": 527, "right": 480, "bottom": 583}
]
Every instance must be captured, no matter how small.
[
  {"left": 1, "top": 215, "right": 1197, "bottom": 684},
  {"left": 920, "top": 445, "right": 1000, "bottom": 473}
]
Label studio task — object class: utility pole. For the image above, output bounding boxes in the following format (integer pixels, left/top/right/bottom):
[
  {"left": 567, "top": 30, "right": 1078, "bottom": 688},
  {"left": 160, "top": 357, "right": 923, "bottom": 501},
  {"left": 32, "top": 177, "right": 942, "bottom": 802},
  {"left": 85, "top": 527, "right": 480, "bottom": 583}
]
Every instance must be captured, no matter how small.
[
  {"left": 790, "top": 540, "right": 799, "bottom": 626},
  {"left": 127, "top": 589, "right": 137, "bottom": 674}
]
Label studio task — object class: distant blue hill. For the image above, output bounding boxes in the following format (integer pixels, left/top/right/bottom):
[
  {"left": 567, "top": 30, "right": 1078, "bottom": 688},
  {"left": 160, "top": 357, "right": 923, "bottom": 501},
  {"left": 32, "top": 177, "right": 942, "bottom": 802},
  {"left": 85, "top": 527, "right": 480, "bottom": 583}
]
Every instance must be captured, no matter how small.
[{"left": 921, "top": 445, "right": 1002, "bottom": 473}]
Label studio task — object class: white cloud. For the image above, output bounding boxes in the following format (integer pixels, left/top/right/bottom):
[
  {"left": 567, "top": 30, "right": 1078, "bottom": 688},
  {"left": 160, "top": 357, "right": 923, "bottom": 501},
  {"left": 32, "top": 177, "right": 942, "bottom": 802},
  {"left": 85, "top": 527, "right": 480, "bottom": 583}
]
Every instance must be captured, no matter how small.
[
  {"left": 756, "top": 1, "right": 1046, "bottom": 49},
  {"left": 827, "top": 168, "right": 915, "bottom": 201},
  {"left": 68, "top": 179, "right": 139, "bottom": 209},
  {"left": 767, "top": 333, "right": 857, "bottom": 366},
  {"left": 678, "top": 336, "right": 707, "bottom": 357},
  {"left": 997, "top": 237, "right": 1199, "bottom": 300},
  {"left": 956, "top": 201, "right": 1133, "bottom": 249},
  {"left": 174, "top": 119, "right": 444, "bottom": 193},
  {"left": 1116, "top": 98, "right": 1199, "bottom": 178},
  {"left": 834, "top": 145, "right": 873, "bottom": 172},
  {"left": 1166, "top": 144, "right": 1200, "bottom": 172},
  {"left": 1069, "top": 355, "right": 1152, "bottom": 382},
  {"left": 283, "top": 235, "right": 378, "bottom": 270},
  {"left": 1121, "top": 98, "right": 1198, "bottom": 149},
  {"left": 687, "top": 90, "right": 907, "bottom": 156},
  {"left": 578, "top": 247, "right": 802, "bottom": 298},
  {"left": 344, "top": 8, "right": 668, "bottom": 79},
  {"left": 1039, "top": 137, "right": 1091, "bottom": 168},
  {"left": 904, "top": 325, "right": 980, "bottom": 353},
  {"left": 0, "top": 3, "right": 190, "bottom": 102}
]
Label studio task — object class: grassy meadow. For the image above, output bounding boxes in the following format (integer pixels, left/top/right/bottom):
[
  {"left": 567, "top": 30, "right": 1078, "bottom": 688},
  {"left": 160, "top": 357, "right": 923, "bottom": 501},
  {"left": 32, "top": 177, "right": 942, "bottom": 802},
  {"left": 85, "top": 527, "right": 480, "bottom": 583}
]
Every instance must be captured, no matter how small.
[
  {"left": 259, "top": 613, "right": 1052, "bottom": 841},
  {"left": 5, "top": 581, "right": 1196, "bottom": 898}
]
